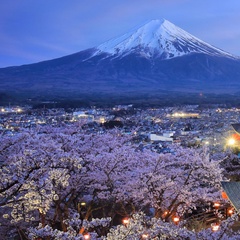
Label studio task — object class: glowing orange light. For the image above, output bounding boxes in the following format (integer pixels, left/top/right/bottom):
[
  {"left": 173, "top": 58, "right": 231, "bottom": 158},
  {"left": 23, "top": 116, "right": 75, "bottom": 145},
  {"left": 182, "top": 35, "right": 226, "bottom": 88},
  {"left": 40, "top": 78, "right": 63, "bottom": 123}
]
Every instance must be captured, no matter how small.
[
  {"left": 162, "top": 210, "right": 169, "bottom": 218},
  {"left": 142, "top": 233, "right": 149, "bottom": 239},
  {"left": 221, "top": 191, "right": 228, "bottom": 199},
  {"left": 173, "top": 216, "right": 180, "bottom": 224},
  {"left": 228, "top": 208, "right": 234, "bottom": 215},
  {"left": 122, "top": 217, "right": 130, "bottom": 225},
  {"left": 211, "top": 223, "right": 220, "bottom": 232},
  {"left": 83, "top": 233, "right": 90, "bottom": 239},
  {"left": 228, "top": 138, "right": 236, "bottom": 145},
  {"left": 213, "top": 202, "right": 220, "bottom": 208},
  {"left": 232, "top": 133, "right": 240, "bottom": 141}
]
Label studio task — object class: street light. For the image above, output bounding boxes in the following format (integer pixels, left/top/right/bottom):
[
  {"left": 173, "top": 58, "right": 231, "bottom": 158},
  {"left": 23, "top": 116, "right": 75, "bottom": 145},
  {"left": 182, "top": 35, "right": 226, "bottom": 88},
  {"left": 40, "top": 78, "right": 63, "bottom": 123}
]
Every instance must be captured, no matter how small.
[
  {"left": 211, "top": 223, "right": 220, "bottom": 232},
  {"left": 162, "top": 210, "right": 169, "bottom": 218},
  {"left": 141, "top": 233, "right": 149, "bottom": 239},
  {"left": 83, "top": 233, "right": 90, "bottom": 239},
  {"left": 78, "top": 202, "right": 87, "bottom": 212},
  {"left": 227, "top": 138, "right": 236, "bottom": 146},
  {"left": 122, "top": 217, "right": 130, "bottom": 225},
  {"left": 173, "top": 216, "right": 180, "bottom": 225},
  {"left": 213, "top": 202, "right": 221, "bottom": 209},
  {"left": 228, "top": 208, "right": 234, "bottom": 216}
]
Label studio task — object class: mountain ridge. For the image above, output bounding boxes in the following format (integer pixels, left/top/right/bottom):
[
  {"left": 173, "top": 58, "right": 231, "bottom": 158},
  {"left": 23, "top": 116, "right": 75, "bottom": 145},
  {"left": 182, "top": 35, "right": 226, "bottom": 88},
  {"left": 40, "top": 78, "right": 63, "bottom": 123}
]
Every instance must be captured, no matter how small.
[
  {"left": 91, "top": 19, "right": 237, "bottom": 60},
  {"left": 0, "top": 19, "right": 240, "bottom": 106}
]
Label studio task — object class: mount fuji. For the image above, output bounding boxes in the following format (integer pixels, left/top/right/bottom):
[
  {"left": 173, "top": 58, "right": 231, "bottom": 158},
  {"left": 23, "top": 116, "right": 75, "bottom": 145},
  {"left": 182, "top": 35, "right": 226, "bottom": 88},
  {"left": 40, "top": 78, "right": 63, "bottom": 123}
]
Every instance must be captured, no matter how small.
[
  {"left": 93, "top": 19, "right": 236, "bottom": 60},
  {"left": 1, "top": 19, "right": 240, "bottom": 106}
]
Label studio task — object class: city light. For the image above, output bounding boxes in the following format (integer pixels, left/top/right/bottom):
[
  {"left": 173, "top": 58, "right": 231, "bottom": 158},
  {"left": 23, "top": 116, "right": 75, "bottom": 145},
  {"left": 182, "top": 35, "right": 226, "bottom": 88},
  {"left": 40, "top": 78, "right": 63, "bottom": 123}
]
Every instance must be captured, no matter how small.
[
  {"left": 141, "top": 233, "right": 149, "bottom": 239},
  {"left": 228, "top": 208, "right": 234, "bottom": 215},
  {"left": 99, "top": 117, "right": 105, "bottom": 124},
  {"left": 162, "top": 210, "right": 169, "bottom": 219},
  {"left": 122, "top": 217, "right": 130, "bottom": 225},
  {"left": 173, "top": 216, "right": 180, "bottom": 224},
  {"left": 172, "top": 112, "right": 185, "bottom": 117},
  {"left": 213, "top": 202, "right": 220, "bottom": 208},
  {"left": 227, "top": 138, "right": 236, "bottom": 145},
  {"left": 211, "top": 223, "right": 220, "bottom": 232},
  {"left": 163, "top": 210, "right": 168, "bottom": 215},
  {"left": 83, "top": 233, "right": 90, "bottom": 239}
]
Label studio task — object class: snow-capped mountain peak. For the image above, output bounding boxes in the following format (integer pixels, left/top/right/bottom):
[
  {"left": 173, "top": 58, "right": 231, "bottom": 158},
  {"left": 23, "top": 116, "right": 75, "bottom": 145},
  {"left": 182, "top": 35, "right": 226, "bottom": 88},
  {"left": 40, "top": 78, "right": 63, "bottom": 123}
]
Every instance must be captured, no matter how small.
[{"left": 93, "top": 19, "right": 236, "bottom": 60}]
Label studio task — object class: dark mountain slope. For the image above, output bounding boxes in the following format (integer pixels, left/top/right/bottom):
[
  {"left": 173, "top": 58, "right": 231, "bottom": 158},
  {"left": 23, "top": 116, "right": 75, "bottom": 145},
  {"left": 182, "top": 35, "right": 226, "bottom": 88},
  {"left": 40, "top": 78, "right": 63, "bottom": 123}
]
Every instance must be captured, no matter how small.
[{"left": 1, "top": 19, "right": 240, "bottom": 106}]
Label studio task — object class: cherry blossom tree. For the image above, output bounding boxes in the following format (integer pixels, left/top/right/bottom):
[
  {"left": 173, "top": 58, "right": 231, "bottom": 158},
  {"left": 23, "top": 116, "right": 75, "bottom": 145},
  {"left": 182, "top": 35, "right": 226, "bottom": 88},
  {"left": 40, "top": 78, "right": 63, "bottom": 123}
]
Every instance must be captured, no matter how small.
[
  {"left": 125, "top": 146, "right": 223, "bottom": 221},
  {"left": 0, "top": 124, "right": 227, "bottom": 239},
  {"left": 106, "top": 212, "right": 240, "bottom": 240},
  {"left": 0, "top": 125, "right": 86, "bottom": 237},
  {"left": 219, "top": 149, "right": 240, "bottom": 181},
  {"left": 0, "top": 125, "right": 147, "bottom": 238}
]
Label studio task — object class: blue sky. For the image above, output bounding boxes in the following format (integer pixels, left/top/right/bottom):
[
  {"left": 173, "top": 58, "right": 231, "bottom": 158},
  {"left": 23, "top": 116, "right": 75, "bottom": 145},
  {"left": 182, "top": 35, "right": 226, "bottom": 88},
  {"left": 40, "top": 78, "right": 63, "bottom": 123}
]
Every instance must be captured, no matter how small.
[{"left": 1, "top": 0, "right": 240, "bottom": 67}]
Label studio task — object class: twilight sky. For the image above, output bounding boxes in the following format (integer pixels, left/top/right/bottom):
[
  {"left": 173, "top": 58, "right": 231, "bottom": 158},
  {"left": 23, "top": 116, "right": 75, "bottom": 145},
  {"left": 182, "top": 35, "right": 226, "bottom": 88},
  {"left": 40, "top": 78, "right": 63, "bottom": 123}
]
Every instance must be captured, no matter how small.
[{"left": 1, "top": 0, "right": 240, "bottom": 68}]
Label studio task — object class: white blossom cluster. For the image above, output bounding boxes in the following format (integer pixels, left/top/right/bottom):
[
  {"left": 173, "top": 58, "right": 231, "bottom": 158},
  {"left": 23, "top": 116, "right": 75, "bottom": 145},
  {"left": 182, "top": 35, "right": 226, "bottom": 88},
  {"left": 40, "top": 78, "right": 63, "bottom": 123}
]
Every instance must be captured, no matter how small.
[
  {"left": 28, "top": 216, "right": 111, "bottom": 240},
  {"left": 106, "top": 212, "right": 240, "bottom": 240},
  {"left": 83, "top": 217, "right": 112, "bottom": 228}
]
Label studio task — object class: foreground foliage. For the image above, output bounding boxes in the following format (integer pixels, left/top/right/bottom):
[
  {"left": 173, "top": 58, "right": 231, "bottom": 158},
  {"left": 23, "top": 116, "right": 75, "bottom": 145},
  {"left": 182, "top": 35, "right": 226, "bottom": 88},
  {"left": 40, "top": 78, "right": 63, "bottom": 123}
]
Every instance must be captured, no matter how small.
[{"left": 0, "top": 124, "right": 237, "bottom": 239}]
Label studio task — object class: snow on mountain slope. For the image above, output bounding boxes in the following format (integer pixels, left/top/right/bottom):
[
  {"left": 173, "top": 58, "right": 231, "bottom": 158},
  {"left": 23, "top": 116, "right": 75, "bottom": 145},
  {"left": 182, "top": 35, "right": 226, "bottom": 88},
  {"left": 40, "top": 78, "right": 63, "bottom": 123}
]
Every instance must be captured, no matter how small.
[{"left": 92, "top": 19, "right": 237, "bottom": 60}]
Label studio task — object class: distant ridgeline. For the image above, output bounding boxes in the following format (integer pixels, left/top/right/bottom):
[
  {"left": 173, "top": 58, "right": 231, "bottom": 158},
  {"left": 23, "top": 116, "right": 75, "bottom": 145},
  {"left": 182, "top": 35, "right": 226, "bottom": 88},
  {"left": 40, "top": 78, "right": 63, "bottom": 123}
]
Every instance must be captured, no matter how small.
[{"left": 1, "top": 19, "right": 240, "bottom": 106}]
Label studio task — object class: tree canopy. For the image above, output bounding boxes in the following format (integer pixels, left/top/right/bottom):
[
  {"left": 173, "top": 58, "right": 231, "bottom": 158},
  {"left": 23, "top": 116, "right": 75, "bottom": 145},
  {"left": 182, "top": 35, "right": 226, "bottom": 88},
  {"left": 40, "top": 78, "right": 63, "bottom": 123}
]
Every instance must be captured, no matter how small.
[{"left": 0, "top": 124, "right": 238, "bottom": 239}]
